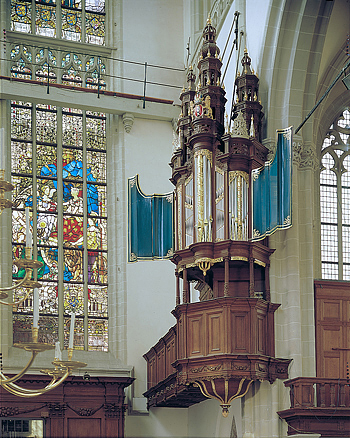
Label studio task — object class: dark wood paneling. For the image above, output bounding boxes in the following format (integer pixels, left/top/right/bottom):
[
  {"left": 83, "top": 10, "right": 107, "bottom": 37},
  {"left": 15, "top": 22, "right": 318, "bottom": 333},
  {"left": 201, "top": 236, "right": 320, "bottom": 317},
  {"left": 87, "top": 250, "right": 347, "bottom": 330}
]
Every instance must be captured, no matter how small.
[
  {"left": 68, "top": 418, "right": 101, "bottom": 438},
  {"left": 0, "top": 375, "right": 133, "bottom": 438},
  {"left": 315, "top": 280, "right": 350, "bottom": 379}
]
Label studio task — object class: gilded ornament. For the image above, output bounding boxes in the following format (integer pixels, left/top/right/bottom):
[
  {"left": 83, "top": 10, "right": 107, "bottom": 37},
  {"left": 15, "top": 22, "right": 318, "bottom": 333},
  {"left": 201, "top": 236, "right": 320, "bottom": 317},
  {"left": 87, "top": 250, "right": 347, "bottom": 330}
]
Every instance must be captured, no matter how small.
[
  {"left": 231, "top": 111, "right": 249, "bottom": 139},
  {"left": 229, "top": 171, "right": 249, "bottom": 185},
  {"left": 231, "top": 256, "right": 248, "bottom": 262}
]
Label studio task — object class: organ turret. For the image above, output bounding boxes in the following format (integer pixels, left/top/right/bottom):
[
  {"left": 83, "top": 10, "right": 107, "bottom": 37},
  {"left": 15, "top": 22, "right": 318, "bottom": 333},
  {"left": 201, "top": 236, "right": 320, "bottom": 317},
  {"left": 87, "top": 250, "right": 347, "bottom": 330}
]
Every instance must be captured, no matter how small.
[{"left": 144, "top": 18, "right": 291, "bottom": 416}]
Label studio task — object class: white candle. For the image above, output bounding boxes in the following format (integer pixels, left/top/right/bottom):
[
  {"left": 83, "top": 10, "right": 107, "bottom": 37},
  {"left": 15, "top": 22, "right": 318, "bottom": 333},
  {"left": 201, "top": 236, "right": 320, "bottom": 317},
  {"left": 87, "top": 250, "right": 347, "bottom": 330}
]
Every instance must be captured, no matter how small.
[
  {"left": 69, "top": 313, "right": 75, "bottom": 349},
  {"left": 0, "top": 127, "right": 4, "bottom": 170},
  {"left": 33, "top": 288, "right": 39, "bottom": 329},
  {"left": 25, "top": 207, "right": 32, "bottom": 248},
  {"left": 55, "top": 341, "right": 62, "bottom": 361}
]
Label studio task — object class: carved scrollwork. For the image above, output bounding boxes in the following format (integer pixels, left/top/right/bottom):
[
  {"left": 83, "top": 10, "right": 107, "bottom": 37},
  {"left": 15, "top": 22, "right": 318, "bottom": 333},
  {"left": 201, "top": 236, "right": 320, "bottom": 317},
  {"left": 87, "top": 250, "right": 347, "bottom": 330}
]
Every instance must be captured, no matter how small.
[
  {"left": 47, "top": 403, "right": 67, "bottom": 417},
  {"left": 0, "top": 407, "right": 20, "bottom": 417},
  {"left": 230, "top": 143, "right": 249, "bottom": 155},
  {"left": 189, "top": 364, "right": 222, "bottom": 373},
  {"left": 104, "top": 403, "right": 123, "bottom": 418}
]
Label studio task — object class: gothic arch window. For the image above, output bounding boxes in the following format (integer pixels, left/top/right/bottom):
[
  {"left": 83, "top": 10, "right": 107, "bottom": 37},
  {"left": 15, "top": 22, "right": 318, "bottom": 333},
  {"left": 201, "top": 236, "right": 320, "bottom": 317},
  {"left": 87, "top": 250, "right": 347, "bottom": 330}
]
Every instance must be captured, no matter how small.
[
  {"left": 11, "top": 101, "right": 108, "bottom": 351},
  {"left": 11, "top": 0, "right": 105, "bottom": 45},
  {"left": 320, "top": 108, "right": 350, "bottom": 280}
]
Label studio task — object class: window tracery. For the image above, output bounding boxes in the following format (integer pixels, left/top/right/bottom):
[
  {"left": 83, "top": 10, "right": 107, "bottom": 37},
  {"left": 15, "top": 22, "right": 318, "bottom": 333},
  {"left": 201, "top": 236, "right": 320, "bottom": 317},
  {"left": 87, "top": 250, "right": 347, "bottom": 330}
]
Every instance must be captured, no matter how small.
[
  {"left": 11, "top": 101, "right": 108, "bottom": 351},
  {"left": 320, "top": 108, "right": 350, "bottom": 280},
  {"left": 9, "top": 44, "right": 106, "bottom": 90},
  {"left": 11, "top": 0, "right": 105, "bottom": 46}
]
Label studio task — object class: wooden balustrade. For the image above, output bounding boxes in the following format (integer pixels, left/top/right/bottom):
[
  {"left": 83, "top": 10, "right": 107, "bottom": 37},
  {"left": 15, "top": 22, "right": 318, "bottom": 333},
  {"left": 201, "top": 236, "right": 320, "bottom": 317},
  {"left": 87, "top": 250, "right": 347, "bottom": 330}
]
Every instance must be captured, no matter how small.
[
  {"left": 144, "top": 298, "right": 290, "bottom": 408},
  {"left": 284, "top": 377, "right": 350, "bottom": 408},
  {"left": 143, "top": 325, "right": 177, "bottom": 390},
  {"left": 279, "top": 377, "right": 350, "bottom": 437}
]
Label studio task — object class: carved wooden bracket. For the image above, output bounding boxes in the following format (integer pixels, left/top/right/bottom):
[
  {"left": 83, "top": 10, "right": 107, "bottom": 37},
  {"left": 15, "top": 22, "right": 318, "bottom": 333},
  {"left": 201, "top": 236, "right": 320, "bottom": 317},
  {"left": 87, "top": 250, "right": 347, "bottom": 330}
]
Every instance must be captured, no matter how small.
[{"left": 194, "top": 377, "right": 253, "bottom": 417}]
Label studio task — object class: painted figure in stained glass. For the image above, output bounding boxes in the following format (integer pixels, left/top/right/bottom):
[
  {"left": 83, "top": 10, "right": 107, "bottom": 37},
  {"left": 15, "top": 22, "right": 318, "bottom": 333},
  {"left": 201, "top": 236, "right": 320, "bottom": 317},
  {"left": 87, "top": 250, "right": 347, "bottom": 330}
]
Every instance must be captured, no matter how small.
[
  {"left": 37, "top": 185, "right": 57, "bottom": 244},
  {"left": 62, "top": 0, "right": 80, "bottom": 8}
]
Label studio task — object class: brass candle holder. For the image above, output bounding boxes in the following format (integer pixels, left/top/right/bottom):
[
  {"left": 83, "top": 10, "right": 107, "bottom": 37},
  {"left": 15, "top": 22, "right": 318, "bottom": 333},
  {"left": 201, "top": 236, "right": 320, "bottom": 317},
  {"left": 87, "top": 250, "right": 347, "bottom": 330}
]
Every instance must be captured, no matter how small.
[{"left": 0, "top": 171, "right": 87, "bottom": 397}]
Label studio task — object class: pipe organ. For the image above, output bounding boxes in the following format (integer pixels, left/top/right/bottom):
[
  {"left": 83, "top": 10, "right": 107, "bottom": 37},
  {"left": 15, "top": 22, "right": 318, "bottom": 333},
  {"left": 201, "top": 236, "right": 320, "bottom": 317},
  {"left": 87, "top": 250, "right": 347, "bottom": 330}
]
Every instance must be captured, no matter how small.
[{"left": 144, "top": 17, "right": 291, "bottom": 415}]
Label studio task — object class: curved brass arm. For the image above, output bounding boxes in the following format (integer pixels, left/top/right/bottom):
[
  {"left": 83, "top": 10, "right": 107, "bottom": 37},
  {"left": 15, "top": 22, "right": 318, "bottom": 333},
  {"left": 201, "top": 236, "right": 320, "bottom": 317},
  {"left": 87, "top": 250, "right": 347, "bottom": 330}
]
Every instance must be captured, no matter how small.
[
  {"left": 0, "top": 268, "right": 32, "bottom": 292},
  {"left": 1, "top": 369, "right": 70, "bottom": 397},
  {"left": 0, "top": 351, "right": 38, "bottom": 384}
]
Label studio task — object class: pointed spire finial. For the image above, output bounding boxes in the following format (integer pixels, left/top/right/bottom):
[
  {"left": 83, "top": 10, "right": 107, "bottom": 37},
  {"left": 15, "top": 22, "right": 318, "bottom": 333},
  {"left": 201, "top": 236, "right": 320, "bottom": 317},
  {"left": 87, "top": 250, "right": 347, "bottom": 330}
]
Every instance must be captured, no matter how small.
[{"left": 249, "top": 115, "right": 255, "bottom": 137}]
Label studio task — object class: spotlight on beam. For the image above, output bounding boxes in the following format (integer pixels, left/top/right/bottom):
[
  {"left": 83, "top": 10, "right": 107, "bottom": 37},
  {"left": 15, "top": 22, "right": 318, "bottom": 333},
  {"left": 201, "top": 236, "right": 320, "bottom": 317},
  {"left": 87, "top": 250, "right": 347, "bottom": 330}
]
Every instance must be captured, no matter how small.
[{"left": 342, "top": 72, "right": 350, "bottom": 90}]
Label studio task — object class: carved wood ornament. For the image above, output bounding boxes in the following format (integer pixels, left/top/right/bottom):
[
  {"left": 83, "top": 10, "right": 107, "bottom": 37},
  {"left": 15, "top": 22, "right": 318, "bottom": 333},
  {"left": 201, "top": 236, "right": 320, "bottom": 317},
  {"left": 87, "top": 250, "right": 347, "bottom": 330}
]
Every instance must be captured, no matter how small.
[{"left": 144, "top": 16, "right": 291, "bottom": 417}]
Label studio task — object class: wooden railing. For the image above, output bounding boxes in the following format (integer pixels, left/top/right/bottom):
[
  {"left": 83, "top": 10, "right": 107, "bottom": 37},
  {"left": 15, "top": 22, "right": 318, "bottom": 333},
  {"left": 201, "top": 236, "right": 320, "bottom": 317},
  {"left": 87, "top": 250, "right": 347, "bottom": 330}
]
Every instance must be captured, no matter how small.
[
  {"left": 284, "top": 377, "right": 350, "bottom": 408},
  {"left": 143, "top": 325, "right": 177, "bottom": 390}
]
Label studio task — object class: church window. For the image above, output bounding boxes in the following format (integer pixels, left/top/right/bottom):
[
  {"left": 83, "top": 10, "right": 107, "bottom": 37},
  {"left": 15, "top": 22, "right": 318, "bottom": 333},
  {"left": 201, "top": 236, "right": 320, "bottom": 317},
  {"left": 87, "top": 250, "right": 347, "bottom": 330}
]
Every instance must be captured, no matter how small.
[
  {"left": 11, "top": 101, "right": 108, "bottom": 351},
  {"left": 11, "top": 0, "right": 105, "bottom": 45},
  {"left": 320, "top": 108, "right": 350, "bottom": 280}
]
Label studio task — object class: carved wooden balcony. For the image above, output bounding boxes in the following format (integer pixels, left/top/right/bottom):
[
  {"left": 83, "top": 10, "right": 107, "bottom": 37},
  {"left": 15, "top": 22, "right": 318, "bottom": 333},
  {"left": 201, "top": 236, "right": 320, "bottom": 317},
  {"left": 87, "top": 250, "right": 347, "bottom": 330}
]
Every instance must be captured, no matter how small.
[
  {"left": 278, "top": 377, "right": 350, "bottom": 436},
  {"left": 144, "top": 297, "right": 290, "bottom": 413}
]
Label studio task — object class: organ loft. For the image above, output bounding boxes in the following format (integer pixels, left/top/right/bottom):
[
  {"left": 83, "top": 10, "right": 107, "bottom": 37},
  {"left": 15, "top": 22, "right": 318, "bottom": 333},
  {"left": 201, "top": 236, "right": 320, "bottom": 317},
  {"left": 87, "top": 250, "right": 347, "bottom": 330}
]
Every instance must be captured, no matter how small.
[{"left": 144, "top": 18, "right": 290, "bottom": 416}]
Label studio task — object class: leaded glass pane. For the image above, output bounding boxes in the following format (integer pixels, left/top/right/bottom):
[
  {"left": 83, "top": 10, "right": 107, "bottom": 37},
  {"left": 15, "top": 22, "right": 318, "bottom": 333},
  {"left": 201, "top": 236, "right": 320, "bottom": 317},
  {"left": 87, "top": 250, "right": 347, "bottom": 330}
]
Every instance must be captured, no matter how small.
[
  {"left": 39, "top": 282, "right": 58, "bottom": 314},
  {"left": 63, "top": 183, "right": 83, "bottom": 214},
  {"left": 87, "top": 250, "right": 107, "bottom": 283},
  {"left": 12, "top": 285, "right": 32, "bottom": 313},
  {"left": 321, "top": 263, "right": 338, "bottom": 280},
  {"left": 321, "top": 224, "right": 338, "bottom": 263},
  {"left": 11, "top": 0, "right": 31, "bottom": 33},
  {"left": 36, "top": 3, "right": 56, "bottom": 37},
  {"left": 87, "top": 184, "right": 105, "bottom": 217},
  {"left": 13, "top": 314, "right": 33, "bottom": 343},
  {"left": 88, "top": 285, "right": 107, "bottom": 316},
  {"left": 38, "top": 247, "right": 59, "bottom": 279},
  {"left": 85, "top": 0, "right": 104, "bottom": 12},
  {"left": 343, "top": 227, "right": 350, "bottom": 264},
  {"left": 87, "top": 217, "right": 106, "bottom": 250},
  {"left": 64, "top": 284, "right": 84, "bottom": 314},
  {"left": 12, "top": 212, "right": 29, "bottom": 244},
  {"left": 63, "top": 218, "right": 84, "bottom": 247},
  {"left": 11, "top": 175, "right": 33, "bottom": 209},
  {"left": 88, "top": 319, "right": 108, "bottom": 351},
  {"left": 11, "top": 142, "right": 32, "bottom": 174},
  {"left": 11, "top": 59, "right": 32, "bottom": 79},
  {"left": 320, "top": 185, "right": 337, "bottom": 224},
  {"left": 62, "top": 110, "right": 83, "bottom": 146},
  {"left": 64, "top": 247, "right": 84, "bottom": 281},
  {"left": 85, "top": 12, "right": 105, "bottom": 45},
  {"left": 86, "top": 114, "right": 106, "bottom": 149},
  {"left": 37, "top": 108, "right": 57, "bottom": 143},
  {"left": 87, "top": 150, "right": 106, "bottom": 182},
  {"left": 63, "top": 149, "right": 83, "bottom": 177},
  {"left": 38, "top": 315, "right": 58, "bottom": 344},
  {"left": 62, "top": 8, "right": 82, "bottom": 41},
  {"left": 11, "top": 104, "right": 32, "bottom": 141},
  {"left": 62, "top": 0, "right": 81, "bottom": 8}
]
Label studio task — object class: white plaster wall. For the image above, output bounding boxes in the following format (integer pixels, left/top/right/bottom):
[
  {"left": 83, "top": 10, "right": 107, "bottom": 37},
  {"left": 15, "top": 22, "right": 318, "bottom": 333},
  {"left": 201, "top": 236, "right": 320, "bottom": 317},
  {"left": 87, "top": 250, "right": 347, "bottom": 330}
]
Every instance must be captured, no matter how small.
[
  {"left": 120, "top": 0, "right": 185, "bottom": 102},
  {"left": 188, "top": 398, "right": 242, "bottom": 438},
  {"left": 125, "top": 407, "right": 188, "bottom": 438},
  {"left": 125, "top": 117, "right": 177, "bottom": 402},
  {"left": 216, "top": 1, "right": 271, "bottom": 116}
]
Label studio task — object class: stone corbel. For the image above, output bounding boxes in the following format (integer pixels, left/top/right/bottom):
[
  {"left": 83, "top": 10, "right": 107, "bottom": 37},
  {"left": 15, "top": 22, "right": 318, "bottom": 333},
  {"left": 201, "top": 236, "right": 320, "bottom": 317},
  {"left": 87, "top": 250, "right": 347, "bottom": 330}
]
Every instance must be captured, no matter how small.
[
  {"left": 292, "top": 134, "right": 303, "bottom": 167},
  {"left": 300, "top": 141, "right": 317, "bottom": 170},
  {"left": 122, "top": 113, "right": 134, "bottom": 133},
  {"left": 262, "top": 137, "right": 275, "bottom": 162}
]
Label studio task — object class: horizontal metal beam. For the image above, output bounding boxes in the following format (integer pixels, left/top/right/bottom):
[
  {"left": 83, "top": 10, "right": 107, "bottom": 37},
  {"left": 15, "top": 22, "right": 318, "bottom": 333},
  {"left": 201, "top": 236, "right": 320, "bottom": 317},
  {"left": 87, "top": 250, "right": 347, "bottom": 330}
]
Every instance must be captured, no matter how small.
[{"left": 0, "top": 79, "right": 181, "bottom": 122}]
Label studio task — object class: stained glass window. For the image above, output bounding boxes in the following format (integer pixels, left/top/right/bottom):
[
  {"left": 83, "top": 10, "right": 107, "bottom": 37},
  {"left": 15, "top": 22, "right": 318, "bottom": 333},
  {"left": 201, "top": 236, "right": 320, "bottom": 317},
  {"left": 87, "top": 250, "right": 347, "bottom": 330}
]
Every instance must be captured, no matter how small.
[
  {"left": 11, "top": 0, "right": 105, "bottom": 45},
  {"left": 11, "top": 101, "right": 108, "bottom": 351},
  {"left": 320, "top": 108, "right": 350, "bottom": 280}
]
